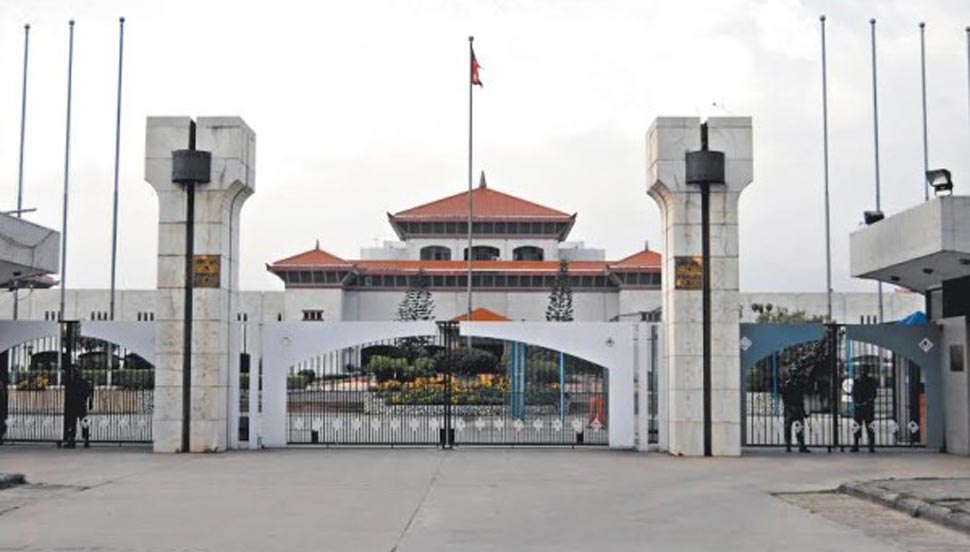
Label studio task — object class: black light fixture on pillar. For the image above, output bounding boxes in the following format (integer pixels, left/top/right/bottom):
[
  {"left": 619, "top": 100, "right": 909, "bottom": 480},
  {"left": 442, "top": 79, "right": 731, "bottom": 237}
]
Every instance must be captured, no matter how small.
[
  {"left": 685, "top": 123, "right": 725, "bottom": 458},
  {"left": 925, "top": 169, "right": 953, "bottom": 196},
  {"left": 171, "top": 134, "right": 211, "bottom": 453}
]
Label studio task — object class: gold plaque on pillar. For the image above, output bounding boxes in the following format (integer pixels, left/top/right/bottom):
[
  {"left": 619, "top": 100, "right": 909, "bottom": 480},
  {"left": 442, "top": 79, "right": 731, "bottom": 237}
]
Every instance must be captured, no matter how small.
[
  {"left": 674, "top": 256, "right": 703, "bottom": 290},
  {"left": 193, "top": 255, "right": 221, "bottom": 288}
]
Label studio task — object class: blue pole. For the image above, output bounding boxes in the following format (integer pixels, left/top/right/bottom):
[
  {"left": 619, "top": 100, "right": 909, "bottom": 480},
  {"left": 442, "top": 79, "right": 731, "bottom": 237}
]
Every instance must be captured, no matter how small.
[
  {"left": 510, "top": 341, "right": 516, "bottom": 418},
  {"left": 559, "top": 351, "right": 565, "bottom": 425},
  {"left": 848, "top": 340, "right": 855, "bottom": 418},
  {"left": 771, "top": 353, "right": 779, "bottom": 415}
]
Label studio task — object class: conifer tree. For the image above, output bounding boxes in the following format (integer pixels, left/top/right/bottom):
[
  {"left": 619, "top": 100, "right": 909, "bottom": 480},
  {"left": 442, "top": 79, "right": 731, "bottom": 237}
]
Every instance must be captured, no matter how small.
[
  {"left": 546, "top": 259, "right": 574, "bottom": 321},
  {"left": 397, "top": 269, "right": 435, "bottom": 321}
]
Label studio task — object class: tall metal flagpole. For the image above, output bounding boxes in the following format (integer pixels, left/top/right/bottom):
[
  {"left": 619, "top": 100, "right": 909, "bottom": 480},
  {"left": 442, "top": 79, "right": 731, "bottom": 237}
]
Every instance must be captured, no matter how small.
[
  {"left": 59, "top": 20, "right": 75, "bottom": 324},
  {"left": 820, "top": 15, "right": 833, "bottom": 322},
  {"left": 870, "top": 19, "right": 884, "bottom": 323},
  {"left": 13, "top": 24, "right": 30, "bottom": 320},
  {"left": 466, "top": 36, "right": 474, "bottom": 325},
  {"left": 109, "top": 17, "right": 126, "bottom": 321},
  {"left": 966, "top": 27, "right": 969, "bottom": 158},
  {"left": 919, "top": 22, "right": 929, "bottom": 202},
  {"left": 57, "top": 20, "right": 75, "bottom": 388},
  {"left": 16, "top": 25, "right": 30, "bottom": 219}
]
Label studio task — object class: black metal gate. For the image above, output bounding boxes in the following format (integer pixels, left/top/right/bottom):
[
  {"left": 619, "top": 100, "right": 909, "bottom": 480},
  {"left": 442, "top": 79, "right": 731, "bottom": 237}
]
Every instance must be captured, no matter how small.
[
  {"left": 742, "top": 323, "right": 940, "bottom": 450},
  {"left": 285, "top": 321, "right": 608, "bottom": 447},
  {"left": 0, "top": 321, "right": 154, "bottom": 445}
]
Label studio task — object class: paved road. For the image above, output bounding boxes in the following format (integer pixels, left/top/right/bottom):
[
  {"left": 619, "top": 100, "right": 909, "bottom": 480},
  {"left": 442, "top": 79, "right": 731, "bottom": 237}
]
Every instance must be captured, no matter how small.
[{"left": 1, "top": 447, "right": 969, "bottom": 551}]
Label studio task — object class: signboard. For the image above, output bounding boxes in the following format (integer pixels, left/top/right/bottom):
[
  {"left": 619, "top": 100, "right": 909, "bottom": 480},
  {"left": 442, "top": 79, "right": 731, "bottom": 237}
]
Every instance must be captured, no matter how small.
[
  {"left": 674, "top": 256, "right": 703, "bottom": 290},
  {"left": 193, "top": 255, "right": 221, "bottom": 288}
]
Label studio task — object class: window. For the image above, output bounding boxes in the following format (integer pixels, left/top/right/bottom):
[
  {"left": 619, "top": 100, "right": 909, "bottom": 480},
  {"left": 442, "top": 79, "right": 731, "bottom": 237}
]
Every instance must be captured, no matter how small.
[
  {"left": 302, "top": 310, "right": 325, "bottom": 321},
  {"left": 137, "top": 312, "right": 156, "bottom": 322},
  {"left": 90, "top": 311, "right": 108, "bottom": 321},
  {"left": 421, "top": 246, "right": 452, "bottom": 261},
  {"left": 513, "top": 246, "right": 544, "bottom": 261},
  {"left": 463, "top": 245, "right": 500, "bottom": 261},
  {"left": 236, "top": 313, "right": 248, "bottom": 322}
]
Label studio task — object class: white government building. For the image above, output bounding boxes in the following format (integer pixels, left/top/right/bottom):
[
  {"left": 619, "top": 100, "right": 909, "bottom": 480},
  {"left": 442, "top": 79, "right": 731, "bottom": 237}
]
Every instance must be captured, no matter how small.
[{"left": 0, "top": 180, "right": 922, "bottom": 324}]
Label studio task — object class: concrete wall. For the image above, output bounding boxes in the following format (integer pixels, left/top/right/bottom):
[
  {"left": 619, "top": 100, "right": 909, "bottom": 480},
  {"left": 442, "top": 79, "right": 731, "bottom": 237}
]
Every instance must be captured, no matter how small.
[
  {"left": 739, "top": 291, "right": 924, "bottom": 323},
  {"left": 403, "top": 237, "right": 560, "bottom": 261},
  {"left": 0, "top": 288, "right": 922, "bottom": 325},
  {"left": 941, "top": 316, "right": 970, "bottom": 455}
]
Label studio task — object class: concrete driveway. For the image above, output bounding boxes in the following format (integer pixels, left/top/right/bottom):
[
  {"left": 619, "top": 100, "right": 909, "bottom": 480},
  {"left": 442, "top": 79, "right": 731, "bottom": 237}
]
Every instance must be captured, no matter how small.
[{"left": 1, "top": 446, "right": 969, "bottom": 551}]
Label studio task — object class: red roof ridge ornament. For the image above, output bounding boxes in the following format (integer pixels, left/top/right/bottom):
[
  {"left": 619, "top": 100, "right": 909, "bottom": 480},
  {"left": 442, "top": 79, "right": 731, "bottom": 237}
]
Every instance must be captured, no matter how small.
[{"left": 479, "top": 171, "right": 487, "bottom": 189}]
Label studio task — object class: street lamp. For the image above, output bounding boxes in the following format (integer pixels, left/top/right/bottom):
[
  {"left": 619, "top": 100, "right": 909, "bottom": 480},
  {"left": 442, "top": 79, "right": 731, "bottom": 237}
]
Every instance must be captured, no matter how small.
[
  {"left": 925, "top": 169, "right": 953, "bottom": 196},
  {"left": 171, "top": 146, "right": 211, "bottom": 453},
  {"left": 686, "top": 123, "right": 726, "bottom": 458}
]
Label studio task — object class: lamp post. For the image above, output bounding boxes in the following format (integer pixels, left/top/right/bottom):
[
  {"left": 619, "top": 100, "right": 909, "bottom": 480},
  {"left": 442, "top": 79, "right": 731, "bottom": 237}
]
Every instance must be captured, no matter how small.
[
  {"left": 685, "top": 123, "right": 726, "bottom": 457},
  {"left": 171, "top": 143, "right": 211, "bottom": 453}
]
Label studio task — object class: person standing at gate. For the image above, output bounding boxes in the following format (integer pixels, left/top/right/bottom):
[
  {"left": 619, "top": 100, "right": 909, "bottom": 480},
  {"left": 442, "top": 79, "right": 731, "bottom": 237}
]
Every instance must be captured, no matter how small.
[
  {"left": 851, "top": 367, "right": 878, "bottom": 453},
  {"left": 781, "top": 369, "right": 810, "bottom": 453},
  {"left": 62, "top": 365, "right": 92, "bottom": 449},
  {"left": 0, "top": 375, "right": 8, "bottom": 445}
]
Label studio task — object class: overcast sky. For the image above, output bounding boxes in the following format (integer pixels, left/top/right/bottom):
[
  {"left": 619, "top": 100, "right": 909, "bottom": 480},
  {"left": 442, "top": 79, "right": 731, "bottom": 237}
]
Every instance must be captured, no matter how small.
[{"left": 1, "top": 0, "right": 969, "bottom": 293}]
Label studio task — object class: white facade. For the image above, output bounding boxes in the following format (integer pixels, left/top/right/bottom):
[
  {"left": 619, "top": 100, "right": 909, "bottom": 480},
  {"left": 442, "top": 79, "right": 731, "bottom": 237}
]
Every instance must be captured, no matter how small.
[{"left": 0, "top": 287, "right": 923, "bottom": 325}]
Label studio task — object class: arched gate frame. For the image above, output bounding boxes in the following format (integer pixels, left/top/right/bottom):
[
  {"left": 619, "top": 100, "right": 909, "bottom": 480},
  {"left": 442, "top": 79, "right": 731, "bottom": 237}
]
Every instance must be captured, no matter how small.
[
  {"left": 0, "top": 320, "right": 156, "bottom": 444},
  {"left": 740, "top": 322, "right": 943, "bottom": 450},
  {"left": 252, "top": 321, "right": 659, "bottom": 450}
]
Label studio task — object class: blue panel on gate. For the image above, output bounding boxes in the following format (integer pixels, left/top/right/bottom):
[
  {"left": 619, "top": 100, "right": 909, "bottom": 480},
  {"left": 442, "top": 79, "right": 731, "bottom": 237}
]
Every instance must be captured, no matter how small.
[{"left": 739, "top": 324, "right": 826, "bottom": 371}]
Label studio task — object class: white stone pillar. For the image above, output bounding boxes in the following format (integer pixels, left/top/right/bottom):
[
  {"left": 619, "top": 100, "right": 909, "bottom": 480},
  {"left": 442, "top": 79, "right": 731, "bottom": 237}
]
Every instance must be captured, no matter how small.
[
  {"left": 145, "top": 117, "right": 255, "bottom": 452},
  {"left": 647, "top": 117, "right": 752, "bottom": 456}
]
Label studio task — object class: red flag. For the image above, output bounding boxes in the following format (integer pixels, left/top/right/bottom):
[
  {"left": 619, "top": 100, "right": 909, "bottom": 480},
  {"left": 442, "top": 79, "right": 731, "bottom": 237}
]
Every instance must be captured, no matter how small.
[{"left": 470, "top": 47, "right": 483, "bottom": 87}]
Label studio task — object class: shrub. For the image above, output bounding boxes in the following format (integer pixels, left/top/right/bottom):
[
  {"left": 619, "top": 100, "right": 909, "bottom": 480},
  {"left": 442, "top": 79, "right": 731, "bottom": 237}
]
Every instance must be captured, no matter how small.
[
  {"left": 297, "top": 369, "right": 317, "bottom": 384},
  {"left": 287, "top": 374, "right": 309, "bottom": 390},
  {"left": 368, "top": 355, "right": 410, "bottom": 383}
]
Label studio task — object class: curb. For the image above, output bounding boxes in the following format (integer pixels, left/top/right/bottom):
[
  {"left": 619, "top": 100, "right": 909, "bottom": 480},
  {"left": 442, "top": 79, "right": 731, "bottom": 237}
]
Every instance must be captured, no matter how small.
[
  {"left": 0, "top": 473, "right": 26, "bottom": 490},
  {"left": 840, "top": 481, "right": 970, "bottom": 535}
]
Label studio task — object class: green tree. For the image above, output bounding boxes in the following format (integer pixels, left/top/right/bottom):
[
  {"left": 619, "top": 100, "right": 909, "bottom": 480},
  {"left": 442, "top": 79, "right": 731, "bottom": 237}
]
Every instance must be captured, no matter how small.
[
  {"left": 750, "top": 303, "right": 827, "bottom": 323},
  {"left": 396, "top": 269, "right": 435, "bottom": 359},
  {"left": 397, "top": 269, "right": 435, "bottom": 321},
  {"left": 546, "top": 260, "right": 574, "bottom": 321}
]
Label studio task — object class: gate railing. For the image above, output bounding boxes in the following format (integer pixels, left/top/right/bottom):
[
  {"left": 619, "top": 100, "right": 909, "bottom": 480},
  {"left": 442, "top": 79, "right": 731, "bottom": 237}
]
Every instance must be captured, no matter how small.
[
  {"left": 740, "top": 322, "right": 943, "bottom": 450},
  {"left": 252, "top": 321, "right": 657, "bottom": 450},
  {"left": 0, "top": 320, "right": 155, "bottom": 445}
]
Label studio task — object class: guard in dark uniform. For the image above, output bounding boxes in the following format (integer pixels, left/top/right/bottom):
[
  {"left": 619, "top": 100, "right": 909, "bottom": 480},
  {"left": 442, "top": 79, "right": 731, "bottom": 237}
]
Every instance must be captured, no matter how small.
[
  {"left": 63, "top": 367, "right": 93, "bottom": 449},
  {"left": 782, "top": 370, "right": 810, "bottom": 453},
  {"left": 851, "top": 368, "right": 878, "bottom": 453},
  {"left": 0, "top": 375, "right": 8, "bottom": 445}
]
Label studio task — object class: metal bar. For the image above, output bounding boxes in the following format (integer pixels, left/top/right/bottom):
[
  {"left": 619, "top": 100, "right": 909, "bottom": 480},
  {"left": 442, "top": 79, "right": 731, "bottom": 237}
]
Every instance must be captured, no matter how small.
[
  {"left": 59, "top": 20, "right": 76, "bottom": 324},
  {"left": 820, "top": 15, "right": 833, "bottom": 322},
  {"left": 920, "top": 22, "right": 929, "bottom": 201},
  {"left": 182, "top": 183, "right": 195, "bottom": 452},
  {"left": 109, "top": 17, "right": 126, "bottom": 321},
  {"left": 16, "top": 24, "right": 30, "bottom": 220},
  {"left": 870, "top": 19, "right": 885, "bottom": 324},
  {"left": 466, "top": 36, "right": 474, "bottom": 327}
]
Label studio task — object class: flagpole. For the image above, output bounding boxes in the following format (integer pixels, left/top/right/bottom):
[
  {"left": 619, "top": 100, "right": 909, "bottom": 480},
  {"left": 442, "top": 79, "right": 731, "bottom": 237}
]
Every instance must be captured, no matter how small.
[
  {"left": 820, "top": 15, "right": 832, "bottom": 322},
  {"left": 919, "top": 22, "right": 929, "bottom": 202},
  {"left": 14, "top": 23, "right": 30, "bottom": 321},
  {"left": 109, "top": 17, "right": 125, "bottom": 321},
  {"left": 870, "top": 18, "right": 884, "bottom": 323},
  {"left": 60, "top": 19, "right": 75, "bottom": 324},
  {"left": 466, "top": 36, "right": 474, "bottom": 327}
]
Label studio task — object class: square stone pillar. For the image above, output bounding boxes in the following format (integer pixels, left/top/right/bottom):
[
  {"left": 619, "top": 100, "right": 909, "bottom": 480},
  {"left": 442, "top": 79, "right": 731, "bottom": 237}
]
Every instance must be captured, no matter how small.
[
  {"left": 145, "top": 117, "right": 255, "bottom": 452},
  {"left": 647, "top": 117, "right": 752, "bottom": 456}
]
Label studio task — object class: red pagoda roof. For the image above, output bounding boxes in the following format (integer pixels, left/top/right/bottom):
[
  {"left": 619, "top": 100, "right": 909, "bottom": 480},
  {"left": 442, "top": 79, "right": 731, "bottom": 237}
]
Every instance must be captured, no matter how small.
[
  {"left": 451, "top": 308, "right": 512, "bottom": 322},
  {"left": 392, "top": 185, "right": 572, "bottom": 221},
  {"left": 608, "top": 249, "right": 662, "bottom": 270},
  {"left": 270, "top": 244, "right": 352, "bottom": 268}
]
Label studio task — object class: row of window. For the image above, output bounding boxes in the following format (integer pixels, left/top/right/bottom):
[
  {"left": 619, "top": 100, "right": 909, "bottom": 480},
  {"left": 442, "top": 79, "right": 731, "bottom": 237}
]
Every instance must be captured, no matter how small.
[
  {"left": 419, "top": 245, "right": 544, "bottom": 261},
  {"left": 280, "top": 270, "right": 661, "bottom": 289},
  {"left": 613, "top": 272, "right": 662, "bottom": 286},
  {"left": 398, "top": 221, "right": 569, "bottom": 236}
]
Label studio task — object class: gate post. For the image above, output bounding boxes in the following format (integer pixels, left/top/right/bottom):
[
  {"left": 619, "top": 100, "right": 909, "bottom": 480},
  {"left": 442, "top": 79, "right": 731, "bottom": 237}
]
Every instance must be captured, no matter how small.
[
  {"left": 647, "top": 117, "right": 752, "bottom": 456},
  {"left": 145, "top": 117, "right": 255, "bottom": 452}
]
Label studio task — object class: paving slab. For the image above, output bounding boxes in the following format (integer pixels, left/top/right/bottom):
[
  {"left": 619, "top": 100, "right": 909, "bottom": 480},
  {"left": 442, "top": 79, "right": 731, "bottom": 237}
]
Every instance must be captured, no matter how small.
[
  {"left": 840, "top": 478, "right": 970, "bottom": 535},
  {"left": 1, "top": 447, "right": 969, "bottom": 551}
]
